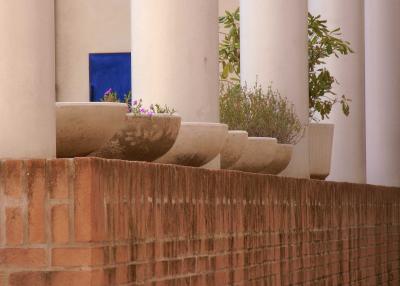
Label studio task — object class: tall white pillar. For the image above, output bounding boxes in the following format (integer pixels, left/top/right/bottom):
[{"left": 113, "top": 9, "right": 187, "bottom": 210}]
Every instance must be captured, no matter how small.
[
  {"left": 240, "top": 0, "right": 310, "bottom": 178},
  {"left": 365, "top": 1, "right": 400, "bottom": 187},
  {"left": 0, "top": 0, "right": 56, "bottom": 158},
  {"left": 308, "top": 0, "right": 366, "bottom": 184},
  {"left": 219, "top": 0, "right": 239, "bottom": 16},
  {"left": 131, "top": 0, "right": 219, "bottom": 122}
]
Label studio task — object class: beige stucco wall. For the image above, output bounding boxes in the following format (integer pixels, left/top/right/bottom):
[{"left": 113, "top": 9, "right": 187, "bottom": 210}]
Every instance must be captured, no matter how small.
[
  {"left": 56, "top": 0, "right": 237, "bottom": 103},
  {"left": 55, "top": 0, "right": 130, "bottom": 102}
]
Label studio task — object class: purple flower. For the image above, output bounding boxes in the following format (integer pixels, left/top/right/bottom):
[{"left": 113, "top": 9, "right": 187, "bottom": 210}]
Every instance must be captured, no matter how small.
[
  {"left": 147, "top": 111, "right": 154, "bottom": 116},
  {"left": 139, "top": 108, "right": 146, "bottom": 113},
  {"left": 104, "top": 88, "right": 112, "bottom": 95},
  {"left": 133, "top": 100, "right": 138, "bottom": 106}
]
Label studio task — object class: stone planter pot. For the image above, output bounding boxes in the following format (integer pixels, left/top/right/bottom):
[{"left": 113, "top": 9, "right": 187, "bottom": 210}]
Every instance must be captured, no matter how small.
[
  {"left": 56, "top": 102, "right": 127, "bottom": 158},
  {"left": 308, "top": 123, "right": 334, "bottom": 180},
  {"left": 90, "top": 114, "right": 181, "bottom": 162},
  {"left": 230, "top": 137, "right": 278, "bottom": 173},
  {"left": 262, "top": 144, "right": 293, "bottom": 175},
  {"left": 155, "top": 122, "right": 228, "bottom": 167},
  {"left": 221, "top": 131, "right": 248, "bottom": 169}
]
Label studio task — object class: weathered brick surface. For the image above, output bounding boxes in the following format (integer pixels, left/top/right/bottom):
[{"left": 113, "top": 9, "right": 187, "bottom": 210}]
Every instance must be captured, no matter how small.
[
  {"left": 51, "top": 204, "right": 69, "bottom": 243},
  {"left": 0, "top": 158, "right": 399, "bottom": 285},
  {"left": 26, "top": 160, "right": 47, "bottom": 243},
  {"left": 5, "top": 208, "right": 23, "bottom": 245}
]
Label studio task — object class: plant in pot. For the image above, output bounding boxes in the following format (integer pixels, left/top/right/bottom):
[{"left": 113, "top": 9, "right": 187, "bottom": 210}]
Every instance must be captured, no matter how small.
[
  {"left": 219, "top": 9, "right": 303, "bottom": 174},
  {"left": 90, "top": 89, "right": 182, "bottom": 162},
  {"left": 56, "top": 87, "right": 127, "bottom": 158},
  {"left": 219, "top": 83, "right": 304, "bottom": 174},
  {"left": 308, "top": 13, "right": 353, "bottom": 180},
  {"left": 218, "top": 9, "right": 354, "bottom": 178}
]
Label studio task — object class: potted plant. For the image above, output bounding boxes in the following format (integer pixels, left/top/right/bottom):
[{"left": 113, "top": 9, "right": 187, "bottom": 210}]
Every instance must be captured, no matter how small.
[
  {"left": 155, "top": 122, "right": 228, "bottom": 167},
  {"left": 219, "top": 83, "right": 304, "bottom": 174},
  {"left": 90, "top": 89, "right": 182, "bottom": 162},
  {"left": 95, "top": 89, "right": 229, "bottom": 167},
  {"left": 218, "top": 9, "right": 354, "bottom": 178},
  {"left": 56, "top": 89, "right": 128, "bottom": 158},
  {"left": 308, "top": 13, "right": 353, "bottom": 179}
]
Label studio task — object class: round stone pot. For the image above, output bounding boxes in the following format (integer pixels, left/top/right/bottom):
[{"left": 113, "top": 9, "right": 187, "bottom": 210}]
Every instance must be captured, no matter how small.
[
  {"left": 230, "top": 137, "right": 278, "bottom": 173},
  {"left": 262, "top": 144, "right": 293, "bottom": 175},
  {"left": 221, "top": 131, "right": 248, "bottom": 169},
  {"left": 90, "top": 114, "right": 181, "bottom": 162},
  {"left": 56, "top": 102, "right": 127, "bottom": 158},
  {"left": 155, "top": 122, "right": 228, "bottom": 167},
  {"left": 308, "top": 123, "right": 334, "bottom": 180}
]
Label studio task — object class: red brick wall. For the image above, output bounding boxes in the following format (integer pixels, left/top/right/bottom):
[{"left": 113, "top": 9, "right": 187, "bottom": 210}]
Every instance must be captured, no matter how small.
[{"left": 0, "top": 158, "right": 399, "bottom": 285}]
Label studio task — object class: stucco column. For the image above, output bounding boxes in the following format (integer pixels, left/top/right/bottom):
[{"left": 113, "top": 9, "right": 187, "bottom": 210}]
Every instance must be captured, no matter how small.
[
  {"left": 365, "top": 0, "right": 400, "bottom": 187},
  {"left": 131, "top": 0, "right": 219, "bottom": 122},
  {"left": 240, "top": 0, "right": 310, "bottom": 178},
  {"left": 0, "top": 0, "right": 56, "bottom": 158},
  {"left": 308, "top": 0, "right": 366, "bottom": 184}
]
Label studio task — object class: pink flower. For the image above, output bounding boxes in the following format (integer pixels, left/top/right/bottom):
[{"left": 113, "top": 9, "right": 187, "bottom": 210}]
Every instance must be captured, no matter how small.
[{"left": 104, "top": 88, "right": 112, "bottom": 95}]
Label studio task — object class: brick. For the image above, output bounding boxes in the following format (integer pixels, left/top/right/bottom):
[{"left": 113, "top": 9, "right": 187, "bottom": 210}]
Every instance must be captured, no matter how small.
[
  {"left": 48, "top": 160, "right": 70, "bottom": 199},
  {"left": 8, "top": 272, "right": 48, "bottom": 286},
  {"left": 115, "top": 245, "right": 129, "bottom": 263},
  {"left": 1, "top": 159, "right": 399, "bottom": 286},
  {"left": 52, "top": 247, "right": 105, "bottom": 267},
  {"left": 51, "top": 204, "right": 69, "bottom": 243},
  {"left": 0, "top": 248, "right": 46, "bottom": 268},
  {"left": 0, "top": 273, "right": 5, "bottom": 286},
  {"left": 5, "top": 207, "right": 23, "bottom": 245},
  {"left": 26, "top": 160, "right": 47, "bottom": 243},
  {"left": 116, "top": 266, "right": 129, "bottom": 284},
  {"left": 49, "top": 271, "right": 93, "bottom": 286},
  {"left": 74, "top": 158, "right": 106, "bottom": 242},
  {"left": 2, "top": 160, "right": 23, "bottom": 198}
]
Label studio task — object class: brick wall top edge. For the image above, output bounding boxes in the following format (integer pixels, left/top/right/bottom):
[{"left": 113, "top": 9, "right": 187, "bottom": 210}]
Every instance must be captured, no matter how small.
[{"left": 0, "top": 157, "right": 398, "bottom": 191}]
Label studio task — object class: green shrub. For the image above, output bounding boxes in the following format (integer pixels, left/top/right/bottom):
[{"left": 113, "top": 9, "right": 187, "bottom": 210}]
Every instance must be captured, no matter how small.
[
  {"left": 308, "top": 13, "right": 353, "bottom": 121},
  {"left": 220, "top": 83, "right": 304, "bottom": 144}
]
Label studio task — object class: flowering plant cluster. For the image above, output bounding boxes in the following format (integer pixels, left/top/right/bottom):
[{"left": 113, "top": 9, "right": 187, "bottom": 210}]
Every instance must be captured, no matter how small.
[
  {"left": 101, "top": 89, "right": 176, "bottom": 116},
  {"left": 102, "top": 88, "right": 120, "bottom": 102}
]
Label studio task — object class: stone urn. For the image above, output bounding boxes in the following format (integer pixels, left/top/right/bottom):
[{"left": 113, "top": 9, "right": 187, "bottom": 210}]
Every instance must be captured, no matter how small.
[
  {"left": 155, "top": 122, "right": 228, "bottom": 167},
  {"left": 220, "top": 131, "right": 248, "bottom": 169},
  {"left": 230, "top": 137, "right": 278, "bottom": 173},
  {"left": 308, "top": 123, "right": 334, "bottom": 180},
  {"left": 90, "top": 114, "right": 181, "bottom": 162},
  {"left": 262, "top": 144, "right": 293, "bottom": 175},
  {"left": 56, "top": 102, "right": 127, "bottom": 158}
]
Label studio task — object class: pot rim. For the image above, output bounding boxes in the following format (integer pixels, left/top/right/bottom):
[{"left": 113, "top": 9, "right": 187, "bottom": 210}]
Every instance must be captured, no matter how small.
[
  {"left": 228, "top": 130, "right": 249, "bottom": 135},
  {"left": 125, "top": 113, "right": 181, "bottom": 119},
  {"left": 248, "top": 137, "right": 277, "bottom": 143},
  {"left": 182, "top": 122, "right": 228, "bottom": 128}
]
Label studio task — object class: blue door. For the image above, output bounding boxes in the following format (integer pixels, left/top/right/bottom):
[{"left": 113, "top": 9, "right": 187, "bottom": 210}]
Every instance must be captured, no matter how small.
[{"left": 89, "top": 53, "right": 131, "bottom": 102}]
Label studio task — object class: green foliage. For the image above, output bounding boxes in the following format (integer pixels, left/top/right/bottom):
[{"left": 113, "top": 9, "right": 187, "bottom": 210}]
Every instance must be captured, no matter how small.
[
  {"left": 149, "top": 104, "right": 176, "bottom": 115},
  {"left": 308, "top": 13, "right": 353, "bottom": 121},
  {"left": 220, "top": 83, "right": 304, "bottom": 144},
  {"left": 219, "top": 8, "right": 240, "bottom": 84},
  {"left": 218, "top": 9, "right": 353, "bottom": 121}
]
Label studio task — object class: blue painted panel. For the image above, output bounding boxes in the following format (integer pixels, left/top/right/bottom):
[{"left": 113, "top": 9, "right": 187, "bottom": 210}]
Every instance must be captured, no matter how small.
[{"left": 89, "top": 53, "right": 131, "bottom": 102}]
